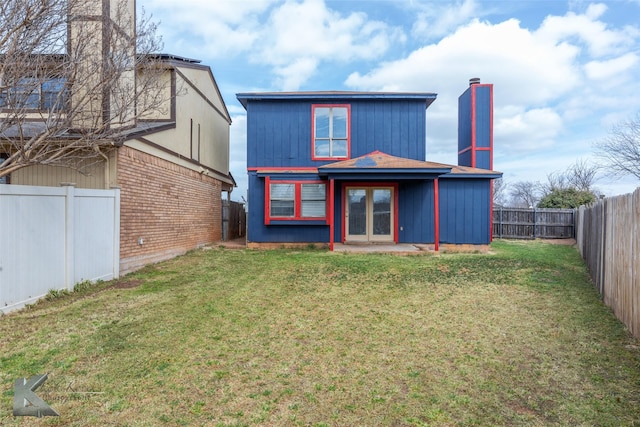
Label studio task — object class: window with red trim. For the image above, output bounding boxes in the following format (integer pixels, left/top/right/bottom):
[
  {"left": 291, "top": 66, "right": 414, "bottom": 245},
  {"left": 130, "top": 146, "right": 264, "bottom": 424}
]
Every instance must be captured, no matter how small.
[
  {"left": 268, "top": 181, "right": 327, "bottom": 220},
  {"left": 312, "top": 105, "right": 350, "bottom": 160}
]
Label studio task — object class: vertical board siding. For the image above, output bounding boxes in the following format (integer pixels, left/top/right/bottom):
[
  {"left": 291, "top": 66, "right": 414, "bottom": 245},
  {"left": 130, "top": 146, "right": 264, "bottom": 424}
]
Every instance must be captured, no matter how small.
[
  {"left": 458, "top": 90, "right": 472, "bottom": 155},
  {"left": 474, "top": 86, "right": 492, "bottom": 149},
  {"left": 575, "top": 189, "right": 640, "bottom": 339},
  {"left": 247, "top": 173, "right": 329, "bottom": 243},
  {"left": 245, "top": 99, "right": 427, "bottom": 168},
  {"left": 0, "top": 185, "right": 120, "bottom": 313},
  {"left": 398, "top": 181, "right": 435, "bottom": 243},
  {"left": 439, "top": 179, "right": 491, "bottom": 244}
]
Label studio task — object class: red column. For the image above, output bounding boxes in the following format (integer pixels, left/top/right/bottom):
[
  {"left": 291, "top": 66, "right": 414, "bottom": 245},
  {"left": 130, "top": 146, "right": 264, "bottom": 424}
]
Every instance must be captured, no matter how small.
[
  {"left": 434, "top": 179, "right": 440, "bottom": 252},
  {"left": 329, "top": 179, "right": 335, "bottom": 251}
]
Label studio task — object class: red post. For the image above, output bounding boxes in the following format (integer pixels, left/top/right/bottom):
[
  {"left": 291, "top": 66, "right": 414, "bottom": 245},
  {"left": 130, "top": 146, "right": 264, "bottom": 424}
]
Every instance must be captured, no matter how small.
[
  {"left": 434, "top": 179, "right": 439, "bottom": 252},
  {"left": 329, "top": 179, "right": 335, "bottom": 251}
]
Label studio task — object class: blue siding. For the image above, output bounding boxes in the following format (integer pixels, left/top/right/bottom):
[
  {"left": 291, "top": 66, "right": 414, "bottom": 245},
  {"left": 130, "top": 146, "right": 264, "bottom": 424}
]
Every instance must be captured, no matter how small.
[
  {"left": 246, "top": 99, "right": 427, "bottom": 168},
  {"left": 474, "top": 86, "right": 492, "bottom": 170},
  {"left": 458, "top": 89, "right": 472, "bottom": 161},
  {"left": 247, "top": 172, "right": 330, "bottom": 243},
  {"left": 476, "top": 151, "right": 491, "bottom": 171},
  {"left": 439, "top": 179, "right": 492, "bottom": 244},
  {"left": 398, "top": 181, "right": 435, "bottom": 243},
  {"left": 475, "top": 86, "right": 492, "bottom": 148}
]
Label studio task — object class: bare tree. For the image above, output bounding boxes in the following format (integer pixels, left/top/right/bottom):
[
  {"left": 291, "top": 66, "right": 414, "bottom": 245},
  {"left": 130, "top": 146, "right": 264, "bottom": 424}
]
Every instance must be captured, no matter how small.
[
  {"left": 565, "top": 158, "right": 599, "bottom": 192},
  {"left": 595, "top": 112, "right": 640, "bottom": 181},
  {"left": 492, "top": 177, "right": 508, "bottom": 206},
  {"left": 0, "top": 0, "right": 167, "bottom": 179},
  {"left": 509, "top": 180, "right": 541, "bottom": 208}
]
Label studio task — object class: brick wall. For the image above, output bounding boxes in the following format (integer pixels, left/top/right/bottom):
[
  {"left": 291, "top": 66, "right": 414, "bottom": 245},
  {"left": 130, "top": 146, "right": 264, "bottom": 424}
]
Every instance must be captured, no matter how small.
[{"left": 117, "top": 146, "right": 222, "bottom": 273}]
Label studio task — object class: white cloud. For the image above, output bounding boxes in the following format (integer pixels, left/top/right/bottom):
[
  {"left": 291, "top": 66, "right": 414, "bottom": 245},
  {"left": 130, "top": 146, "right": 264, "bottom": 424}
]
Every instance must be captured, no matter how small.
[
  {"left": 584, "top": 53, "right": 639, "bottom": 80},
  {"left": 536, "top": 3, "right": 634, "bottom": 57},
  {"left": 411, "top": 0, "right": 481, "bottom": 39},
  {"left": 142, "top": 0, "right": 404, "bottom": 90},
  {"left": 229, "top": 114, "right": 248, "bottom": 201},
  {"left": 494, "top": 108, "right": 563, "bottom": 152},
  {"left": 141, "top": 0, "right": 275, "bottom": 56}
]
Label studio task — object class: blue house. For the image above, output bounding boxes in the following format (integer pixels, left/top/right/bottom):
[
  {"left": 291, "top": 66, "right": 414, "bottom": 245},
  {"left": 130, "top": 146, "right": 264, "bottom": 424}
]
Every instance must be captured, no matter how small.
[{"left": 237, "top": 79, "right": 501, "bottom": 250}]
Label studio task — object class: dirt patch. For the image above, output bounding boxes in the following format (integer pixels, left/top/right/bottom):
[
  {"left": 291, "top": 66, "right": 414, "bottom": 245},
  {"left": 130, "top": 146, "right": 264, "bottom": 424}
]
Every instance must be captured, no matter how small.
[
  {"left": 110, "top": 279, "right": 144, "bottom": 290},
  {"left": 539, "top": 238, "right": 576, "bottom": 245}
]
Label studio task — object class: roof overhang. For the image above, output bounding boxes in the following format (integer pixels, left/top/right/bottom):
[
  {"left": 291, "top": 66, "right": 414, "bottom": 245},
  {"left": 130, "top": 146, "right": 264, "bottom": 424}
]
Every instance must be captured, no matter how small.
[
  {"left": 236, "top": 91, "right": 437, "bottom": 110},
  {"left": 318, "top": 151, "right": 452, "bottom": 180}
]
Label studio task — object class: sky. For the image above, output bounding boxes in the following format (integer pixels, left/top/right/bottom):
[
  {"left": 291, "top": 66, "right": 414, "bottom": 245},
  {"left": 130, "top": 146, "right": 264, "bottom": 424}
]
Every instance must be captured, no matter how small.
[{"left": 138, "top": 0, "right": 640, "bottom": 202}]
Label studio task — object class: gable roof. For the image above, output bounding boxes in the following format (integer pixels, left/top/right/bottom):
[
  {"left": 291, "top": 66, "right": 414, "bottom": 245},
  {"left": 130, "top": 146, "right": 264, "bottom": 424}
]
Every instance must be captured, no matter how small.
[{"left": 236, "top": 91, "right": 437, "bottom": 109}]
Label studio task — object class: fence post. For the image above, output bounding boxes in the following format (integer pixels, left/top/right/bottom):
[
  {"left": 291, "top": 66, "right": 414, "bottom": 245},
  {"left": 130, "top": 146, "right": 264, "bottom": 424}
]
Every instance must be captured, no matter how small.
[
  {"left": 61, "top": 183, "right": 75, "bottom": 291},
  {"left": 112, "top": 187, "right": 121, "bottom": 279}
]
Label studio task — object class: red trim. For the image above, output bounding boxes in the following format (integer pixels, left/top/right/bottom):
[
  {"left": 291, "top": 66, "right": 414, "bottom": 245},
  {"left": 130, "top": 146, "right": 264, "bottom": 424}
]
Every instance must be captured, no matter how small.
[
  {"left": 489, "top": 180, "right": 494, "bottom": 243},
  {"left": 248, "top": 167, "right": 318, "bottom": 172},
  {"left": 488, "top": 84, "right": 494, "bottom": 170},
  {"left": 434, "top": 179, "right": 440, "bottom": 252},
  {"left": 311, "top": 104, "right": 351, "bottom": 161},
  {"left": 329, "top": 179, "right": 335, "bottom": 251},
  {"left": 264, "top": 176, "right": 271, "bottom": 225},
  {"left": 394, "top": 188, "right": 399, "bottom": 244},
  {"left": 266, "top": 179, "right": 328, "bottom": 222},
  {"left": 471, "top": 85, "right": 477, "bottom": 168},
  {"left": 341, "top": 188, "right": 346, "bottom": 242}
]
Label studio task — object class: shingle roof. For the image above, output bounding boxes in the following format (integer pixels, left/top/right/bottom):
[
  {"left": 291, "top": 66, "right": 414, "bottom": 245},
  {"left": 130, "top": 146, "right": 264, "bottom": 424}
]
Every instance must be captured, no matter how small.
[{"left": 319, "top": 151, "right": 501, "bottom": 178}]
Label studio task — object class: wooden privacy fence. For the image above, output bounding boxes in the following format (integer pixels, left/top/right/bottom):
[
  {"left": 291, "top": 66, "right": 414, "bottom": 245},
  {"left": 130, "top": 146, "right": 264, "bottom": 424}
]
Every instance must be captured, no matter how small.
[
  {"left": 493, "top": 208, "right": 575, "bottom": 239},
  {"left": 0, "top": 184, "right": 120, "bottom": 314},
  {"left": 575, "top": 189, "right": 640, "bottom": 339},
  {"left": 222, "top": 200, "right": 246, "bottom": 241}
]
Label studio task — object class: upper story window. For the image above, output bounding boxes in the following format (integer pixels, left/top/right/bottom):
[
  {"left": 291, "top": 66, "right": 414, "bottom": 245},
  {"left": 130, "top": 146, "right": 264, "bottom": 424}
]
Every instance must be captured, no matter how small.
[
  {"left": 0, "top": 77, "right": 67, "bottom": 111},
  {"left": 312, "top": 104, "right": 350, "bottom": 160}
]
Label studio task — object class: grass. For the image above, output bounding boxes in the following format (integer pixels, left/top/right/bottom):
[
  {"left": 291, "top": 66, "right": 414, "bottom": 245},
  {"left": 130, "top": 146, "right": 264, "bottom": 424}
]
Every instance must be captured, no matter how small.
[{"left": 0, "top": 240, "right": 639, "bottom": 426}]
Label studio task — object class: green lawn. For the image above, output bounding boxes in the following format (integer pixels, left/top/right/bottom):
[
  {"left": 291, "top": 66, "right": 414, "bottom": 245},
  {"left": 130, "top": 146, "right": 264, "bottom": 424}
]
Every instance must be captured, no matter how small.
[{"left": 1, "top": 240, "right": 639, "bottom": 426}]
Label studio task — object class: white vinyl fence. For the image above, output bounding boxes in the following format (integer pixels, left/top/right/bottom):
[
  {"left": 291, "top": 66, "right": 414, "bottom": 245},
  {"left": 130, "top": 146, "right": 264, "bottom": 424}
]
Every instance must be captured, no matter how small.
[{"left": 0, "top": 184, "right": 120, "bottom": 313}]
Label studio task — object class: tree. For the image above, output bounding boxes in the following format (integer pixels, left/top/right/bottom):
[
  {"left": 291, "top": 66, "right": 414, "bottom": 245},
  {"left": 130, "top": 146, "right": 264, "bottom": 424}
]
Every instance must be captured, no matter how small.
[
  {"left": 537, "top": 159, "right": 600, "bottom": 208},
  {"left": 509, "top": 180, "right": 541, "bottom": 208},
  {"left": 595, "top": 112, "right": 640, "bottom": 180},
  {"left": 537, "top": 188, "right": 596, "bottom": 209},
  {"left": 0, "top": 0, "right": 166, "bottom": 179},
  {"left": 492, "top": 177, "right": 508, "bottom": 206}
]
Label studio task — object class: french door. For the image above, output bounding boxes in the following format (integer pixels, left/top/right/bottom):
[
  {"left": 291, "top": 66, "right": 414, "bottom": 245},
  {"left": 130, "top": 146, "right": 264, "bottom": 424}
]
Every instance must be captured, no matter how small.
[{"left": 345, "top": 187, "right": 394, "bottom": 242}]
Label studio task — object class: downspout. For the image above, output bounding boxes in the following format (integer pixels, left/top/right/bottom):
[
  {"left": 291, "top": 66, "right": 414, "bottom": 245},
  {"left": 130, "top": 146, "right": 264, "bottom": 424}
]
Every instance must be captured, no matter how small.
[{"left": 94, "top": 146, "right": 110, "bottom": 188}]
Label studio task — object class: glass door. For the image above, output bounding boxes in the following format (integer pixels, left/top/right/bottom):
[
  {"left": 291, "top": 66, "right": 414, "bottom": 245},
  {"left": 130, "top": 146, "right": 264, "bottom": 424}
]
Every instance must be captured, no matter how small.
[{"left": 346, "top": 187, "right": 393, "bottom": 242}]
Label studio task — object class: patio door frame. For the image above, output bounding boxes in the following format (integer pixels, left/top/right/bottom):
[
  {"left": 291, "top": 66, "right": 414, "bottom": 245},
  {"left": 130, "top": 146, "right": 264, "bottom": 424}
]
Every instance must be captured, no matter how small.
[{"left": 342, "top": 182, "right": 398, "bottom": 243}]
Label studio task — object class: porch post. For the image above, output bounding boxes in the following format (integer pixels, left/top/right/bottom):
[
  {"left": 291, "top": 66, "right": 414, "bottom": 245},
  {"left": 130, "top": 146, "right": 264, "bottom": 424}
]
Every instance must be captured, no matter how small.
[
  {"left": 434, "top": 179, "right": 440, "bottom": 252},
  {"left": 329, "top": 178, "right": 335, "bottom": 251}
]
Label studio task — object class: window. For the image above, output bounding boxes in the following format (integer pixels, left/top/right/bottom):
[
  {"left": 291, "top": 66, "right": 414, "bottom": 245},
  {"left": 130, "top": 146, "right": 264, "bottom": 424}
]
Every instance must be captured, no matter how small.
[
  {"left": 0, "top": 77, "right": 67, "bottom": 111},
  {"left": 270, "top": 183, "right": 295, "bottom": 217},
  {"left": 268, "top": 181, "right": 327, "bottom": 221},
  {"left": 312, "top": 105, "right": 350, "bottom": 160}
]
